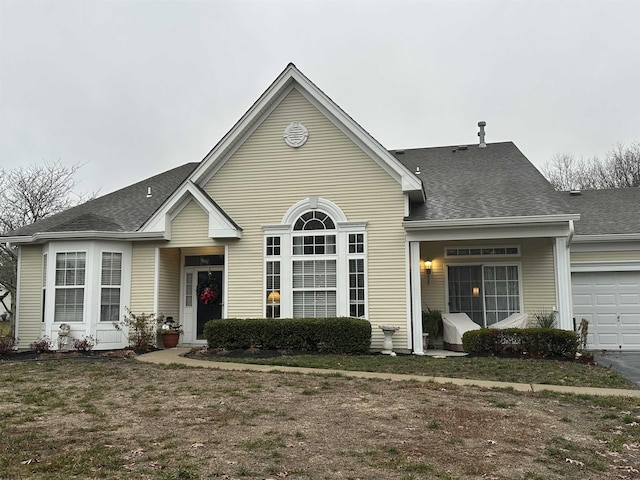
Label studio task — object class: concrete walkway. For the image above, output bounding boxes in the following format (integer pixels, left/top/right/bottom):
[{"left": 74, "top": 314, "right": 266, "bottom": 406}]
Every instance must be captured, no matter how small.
[{"left": 137, "top": 347, "right": 640, "bottom": 398}]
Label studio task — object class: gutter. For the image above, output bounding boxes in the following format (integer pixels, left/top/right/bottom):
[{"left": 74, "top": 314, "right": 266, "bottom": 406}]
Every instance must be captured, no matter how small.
[
  {"left": 2, "top": 231, "right": 167, "bottom": 245},
  {"left": 572, "top": 233, "right": 640, "bottom": 243},
  {"left": 403, "top": 214, "right": 581, "bottom": 230}
]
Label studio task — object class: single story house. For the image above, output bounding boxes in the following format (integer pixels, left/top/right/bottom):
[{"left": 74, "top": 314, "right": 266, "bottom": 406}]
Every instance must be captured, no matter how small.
[{"left": 3, "top": 64, "right": 638, "bottom": 352}]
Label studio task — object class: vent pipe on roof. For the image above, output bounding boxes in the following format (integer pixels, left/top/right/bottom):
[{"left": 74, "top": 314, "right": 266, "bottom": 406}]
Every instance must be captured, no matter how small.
[
  {"left": 478, "top": 121, "right": 487, "bottom": 148},
  {"left": 415, "top": 166, "right": 421, "bottom": 175},
  {"left": 146, "top": 186, "right": 152, "bottom": 198}
]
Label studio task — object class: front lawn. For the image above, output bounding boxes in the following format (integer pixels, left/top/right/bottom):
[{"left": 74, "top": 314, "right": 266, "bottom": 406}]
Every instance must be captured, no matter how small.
[
  {"left": 1, "top": 359, "right": 639, "bottom": 479},
  {"left": 194, "top": 351, "right": 637, "bottom": 389}
]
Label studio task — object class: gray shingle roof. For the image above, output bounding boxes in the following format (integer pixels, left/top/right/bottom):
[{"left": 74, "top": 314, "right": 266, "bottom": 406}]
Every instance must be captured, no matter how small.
[
  {"left": 565, "top": 188, "right": 640, "bottom": 235},
  {"left": 4, "top": 163, "right": 198, "bottom": 237},
  {"left": 393, "top": 142, "right": 574, "bottom": 221}
]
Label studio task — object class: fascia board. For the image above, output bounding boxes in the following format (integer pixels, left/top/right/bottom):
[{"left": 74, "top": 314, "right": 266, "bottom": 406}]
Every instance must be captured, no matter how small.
[
  {"left": 403, "top": 214, "right": 580, "bottom": 230},
  {"left": 572, "top": 233, "right": 640, "bottom": 243},
  {"left": 141, "top": 182, "right": 240, "bottom": 238},
  {"left": 3, "top": 231, "right": 167, "bottom": 245},
  {"left": 405, "top": 222, "right": 573, "bottom": 242}
]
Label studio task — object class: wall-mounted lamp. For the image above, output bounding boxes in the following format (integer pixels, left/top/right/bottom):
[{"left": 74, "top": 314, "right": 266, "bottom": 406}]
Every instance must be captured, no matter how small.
[
  {"left": 472, "top": 287, "right": 480, "bottom": 297},
  {"left": 422, "top": 260, "right": 432, "bottom": 284}
]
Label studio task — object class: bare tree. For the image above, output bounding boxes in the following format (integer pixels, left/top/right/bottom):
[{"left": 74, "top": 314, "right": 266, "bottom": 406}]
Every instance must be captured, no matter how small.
[
  {"left": 543, "top": 142, "right": 640, "bottom": 190},
  {"left": 0, "top": 161, "right": 92, "bottom": 335}
]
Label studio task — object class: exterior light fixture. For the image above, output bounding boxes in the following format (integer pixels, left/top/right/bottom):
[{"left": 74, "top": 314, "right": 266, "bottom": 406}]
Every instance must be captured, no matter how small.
[
  {"left": 423, "top": 260, "right": 432, "bottom": 284},
  {"left": 472, "top": 287, "right": 480, "bottom": 297}
]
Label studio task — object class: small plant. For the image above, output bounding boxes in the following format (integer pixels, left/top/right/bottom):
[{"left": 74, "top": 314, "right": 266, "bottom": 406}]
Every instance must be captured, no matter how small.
[
  {"left": 158, "top": 317, "right": 183, "bottom": 335},
  {"left": 30, "top": 336, "right": 53, "bottom": 353},
  {"left": 578, "top": 318, "right": 589, "bottom": 351},
  {"left": 113, "top": 308, "right": 164, "bottom": 351},
  {"left": 72, "top": 335, "right": 97, "bottom": 352},
  {"left": 0, "top": 335, "right": 17, "bottom": 356},
  {"left": 422, "top": 306, "right": 442, "bottom": 338},
  {"left": 531, "top": 309, "right": 557, "bottom": 328}
]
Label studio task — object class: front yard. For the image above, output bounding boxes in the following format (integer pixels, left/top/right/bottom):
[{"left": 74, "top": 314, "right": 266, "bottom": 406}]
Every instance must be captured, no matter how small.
[
  {"left": 192, "top": 350, "right": 637, "bottom": 389},
  {"left": 1, "top": 358, "right": 639, "bottom": 479}
]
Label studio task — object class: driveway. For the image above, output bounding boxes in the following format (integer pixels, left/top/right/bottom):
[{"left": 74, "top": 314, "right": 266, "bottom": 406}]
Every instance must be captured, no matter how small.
[{"left": 595, "top": 351, "right": 640, "bottom": 387}]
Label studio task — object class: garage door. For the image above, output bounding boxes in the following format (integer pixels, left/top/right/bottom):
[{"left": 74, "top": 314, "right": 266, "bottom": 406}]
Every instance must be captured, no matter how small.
[{"left": 572, "top": 271, "right": 640, "bottom": 350}]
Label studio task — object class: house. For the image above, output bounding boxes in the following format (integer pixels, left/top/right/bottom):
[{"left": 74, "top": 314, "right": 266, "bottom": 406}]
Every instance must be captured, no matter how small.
[
  {"left": 567, "top": 188, "right": 640, "bottom": 350},
  {"left": 4, "top": 63, "right": 634, "bottom": 353}
]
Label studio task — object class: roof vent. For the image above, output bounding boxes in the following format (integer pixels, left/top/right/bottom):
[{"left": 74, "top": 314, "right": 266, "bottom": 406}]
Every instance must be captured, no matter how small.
[
  {"left": 478, "top": 121, "right": 487, "bottom": 148},
  {"left": 458, "top": 145, "right": 468, "bottom": 151},
  {"left": 569, "top": 190, "right": 581, "bottom": 196},
  {"left": 146, "top": 186, "right": 153, "bottom": 198},
  {"left": 415, "top": 166, "right": 421, "bottom": 175},
  {"left": 395, "top": 150, "right": 405, "bottom": 155}
]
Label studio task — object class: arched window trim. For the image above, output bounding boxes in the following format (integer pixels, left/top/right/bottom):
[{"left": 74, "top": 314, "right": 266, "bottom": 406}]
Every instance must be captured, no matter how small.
[{"left": 281, "top": 197, "right": 348, "bottom": 225}]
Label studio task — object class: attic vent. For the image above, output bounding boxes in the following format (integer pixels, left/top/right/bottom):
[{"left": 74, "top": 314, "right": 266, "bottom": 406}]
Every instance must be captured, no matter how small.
[
  {"left": 415, "top": 166, "right": 421, "bottom": 175},
  {"left": 569, "top": 190, "right": 581, "bottom": 196},
  {"left": 146, "top": 186, "right": 152, "bottom": 198}
]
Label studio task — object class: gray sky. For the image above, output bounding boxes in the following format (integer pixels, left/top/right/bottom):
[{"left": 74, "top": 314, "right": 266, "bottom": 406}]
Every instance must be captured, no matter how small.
[{"left": 1, "top": 0, "right": 639, "bottom": 197}]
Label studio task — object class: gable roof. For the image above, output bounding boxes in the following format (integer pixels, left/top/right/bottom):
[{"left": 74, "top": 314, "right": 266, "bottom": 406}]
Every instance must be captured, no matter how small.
[
  {"left": 3, "top": 162, "right": 198, "bottom": 241},
  {"left": 395, "top": 142, "right": 575, "bottom": 221},
  {"left": 565, "top": 188, "right": 640, "bottom": 236},
  {"left": 188, "top": 63, "right": 424, "bottom": 199}
]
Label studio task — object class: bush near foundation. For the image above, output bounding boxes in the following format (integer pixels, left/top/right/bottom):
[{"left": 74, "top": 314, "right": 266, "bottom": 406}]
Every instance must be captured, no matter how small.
[
  {"left": 462, "top": 328, "right": 578, "bottom": 359},
  {"left": 204, "top": 317, "right": 371, "bottom": 354}
]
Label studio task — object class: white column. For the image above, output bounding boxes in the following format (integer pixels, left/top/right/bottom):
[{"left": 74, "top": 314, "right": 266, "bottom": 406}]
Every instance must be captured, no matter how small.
[
  {"left": 553, "top": 237, "right": 573, "bottom": 330},
  {"left": 409, "top": 241, "right": 424, "bottom": 354}
]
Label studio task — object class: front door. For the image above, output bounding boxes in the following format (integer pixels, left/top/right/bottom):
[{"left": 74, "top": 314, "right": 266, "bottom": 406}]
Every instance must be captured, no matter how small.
[{"left": 195, "top": 270, "right": 223, "bottom": 340}]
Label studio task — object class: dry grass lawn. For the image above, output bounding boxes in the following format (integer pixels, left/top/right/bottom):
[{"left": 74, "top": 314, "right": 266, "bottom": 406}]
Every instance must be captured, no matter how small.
[{"left": 1, "top": 358, "right": 639, "bottom": 479}]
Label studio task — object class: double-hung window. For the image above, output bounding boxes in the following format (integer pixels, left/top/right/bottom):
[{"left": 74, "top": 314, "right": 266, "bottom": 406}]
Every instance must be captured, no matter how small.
[
  {"left": 100, "top": 252, "right": 122, "bottom": 322},
  {"left": 292, "top": 212, "right": 337, "bottom": 318},
  {"left": 54, "top": 252, "right": 86, "bottom": 322}
]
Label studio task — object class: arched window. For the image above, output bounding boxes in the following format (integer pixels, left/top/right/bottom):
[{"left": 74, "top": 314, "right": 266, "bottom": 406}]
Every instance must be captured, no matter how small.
[
  {"left": 264, "top": 197, "right": 367, "bottom": 319},
  {"left": 292, "top": 211, "right": 337, "bottom": 317}
]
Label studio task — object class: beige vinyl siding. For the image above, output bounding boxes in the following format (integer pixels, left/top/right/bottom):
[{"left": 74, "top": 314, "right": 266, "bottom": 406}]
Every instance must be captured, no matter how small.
[
  {"left": 130, "top": 242, "right": 161, "bottom": 314},
  {"left": 204, "top": 88, "right": 407, "bottom": 349},
  {"left": 157, "top": 248, "right": 181, "bottom": 321},
  {"left": 420, "top": 238, "right": 556, "bottom": 324},
  {"left": 572, "top": 249, "right": 640, "bottom": 263},
  {"left": 16, "top": 245, "right": 43, "bottom": 349},
  {"left": 169, "top": 200, "right": 222, "bottom": 248}
]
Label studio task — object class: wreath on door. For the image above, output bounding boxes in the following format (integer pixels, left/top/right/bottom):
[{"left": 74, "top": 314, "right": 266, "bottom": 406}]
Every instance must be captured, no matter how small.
[{"left": 197, "top": 273, "right": 220, "bottom": 304}]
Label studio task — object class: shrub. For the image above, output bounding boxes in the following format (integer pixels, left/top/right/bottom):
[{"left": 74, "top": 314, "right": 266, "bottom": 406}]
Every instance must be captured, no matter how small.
[
  {"left": 462, "top": 328, "right": 578, "bottom": 359},
  {"left": 30, "top": 336, "right": 54, "bottom": 353},
  {"left": 204, "top": 317, "right": 371, "bottom": 354},
  {"left": 0, "top": 336, "right": 17, "bottom": 356},
  {"left": 113, "top": 308, "right": 164, "bottom": 351},
  {"left": 530, "top": 309, "right": 557, "bottom": 328},
  {"left": 72, "top": 335, "right": 97, "bottom": 352}
]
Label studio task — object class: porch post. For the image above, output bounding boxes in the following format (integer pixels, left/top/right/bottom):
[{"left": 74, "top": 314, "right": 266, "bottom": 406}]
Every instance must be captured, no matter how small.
[
  {"left": 553, "top": 237, "right": 573, "bottom": 330},
  {"left": 409, "top": 241, "right": 424, "bottom": 354}
]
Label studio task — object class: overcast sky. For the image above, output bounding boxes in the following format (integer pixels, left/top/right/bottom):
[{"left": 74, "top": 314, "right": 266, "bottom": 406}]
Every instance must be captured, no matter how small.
[{"left": 1, "top": 0, "right": 639, "bottom": 197}]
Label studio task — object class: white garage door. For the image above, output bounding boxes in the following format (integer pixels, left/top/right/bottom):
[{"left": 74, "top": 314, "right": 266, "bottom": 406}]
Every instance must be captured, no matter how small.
[{"left": 572, "top": 271, "right": 640, "bottom": 351}]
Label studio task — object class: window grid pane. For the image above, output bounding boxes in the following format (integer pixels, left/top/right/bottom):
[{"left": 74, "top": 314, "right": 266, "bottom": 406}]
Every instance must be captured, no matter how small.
[
  {"left": 348, "top": 233, "right": 365, "bottom": 254},
  {"left": 293, "top": 291, "right": 336, "bottom": 318},
  {"left": 54, "top": 288, "right": 84, "bottom": 322},
  {"left": 292, "top": 235, "right": 336, "bottom": 255},
  {"left": 185, "top": 273, "right": 193, "bottom": 307},
  {"left": 266, "top": 261, "right": 281, "bottom": 318},
  {"left": 483, "top": 265, "right": 520, "bottom": 325},
  {"left": 100, "top": 288, "right": 121, "bottom": 322},
  {"left": 349, "top": 259, "right": 365, "bottom": 317},
  {"left": 266, "top": 236, "right": 281, "bottom": 256}
]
